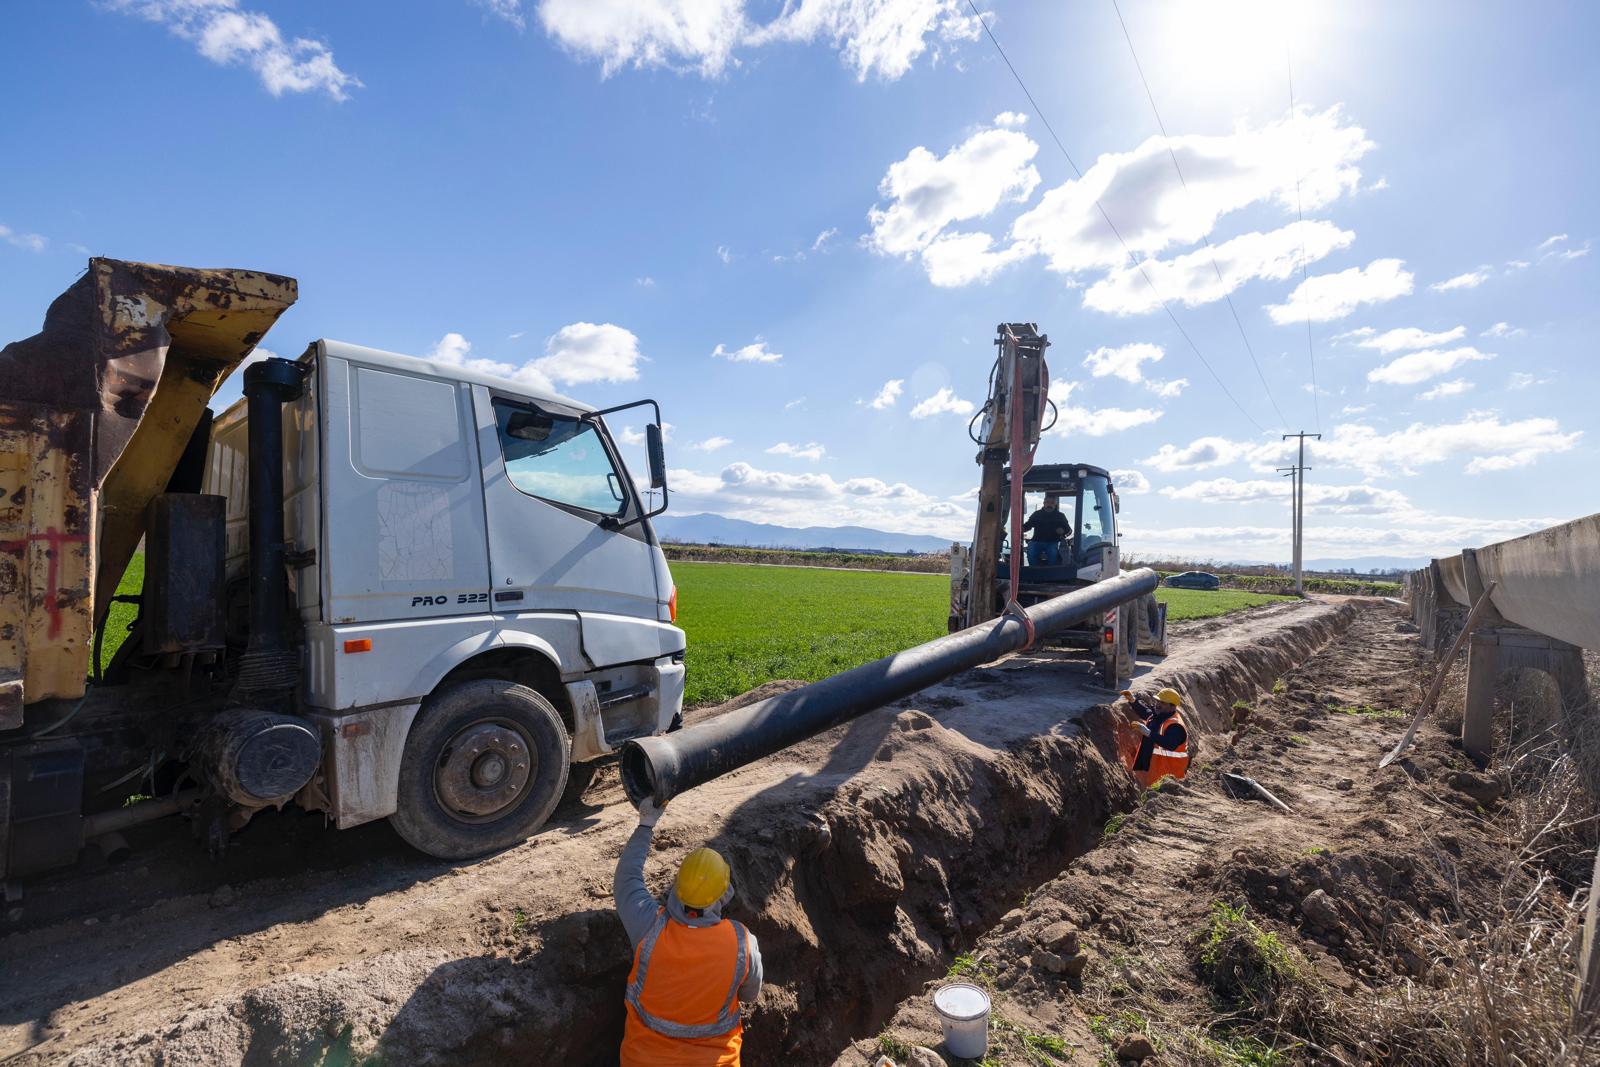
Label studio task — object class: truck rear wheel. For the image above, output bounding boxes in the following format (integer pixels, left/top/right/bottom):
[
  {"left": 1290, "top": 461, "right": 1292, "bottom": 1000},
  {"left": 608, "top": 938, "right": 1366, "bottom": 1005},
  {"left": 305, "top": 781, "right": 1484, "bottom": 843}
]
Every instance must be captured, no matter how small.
[{"left": 390, "top": 679, "right": 570, "bottom": 860}]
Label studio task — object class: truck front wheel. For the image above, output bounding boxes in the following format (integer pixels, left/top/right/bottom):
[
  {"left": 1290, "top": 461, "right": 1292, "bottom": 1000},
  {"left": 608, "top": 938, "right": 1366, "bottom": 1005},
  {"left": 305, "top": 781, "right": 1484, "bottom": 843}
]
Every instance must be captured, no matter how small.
[{"left": 390, "top": 679, "right": 570, "bottom": 860}]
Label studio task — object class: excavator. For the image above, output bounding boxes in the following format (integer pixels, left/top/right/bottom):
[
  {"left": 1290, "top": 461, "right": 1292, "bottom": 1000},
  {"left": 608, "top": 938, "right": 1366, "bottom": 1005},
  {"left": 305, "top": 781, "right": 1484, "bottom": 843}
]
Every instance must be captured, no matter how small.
[{"left": 948, "top": 323, "right": 1167, "bottom": 685}]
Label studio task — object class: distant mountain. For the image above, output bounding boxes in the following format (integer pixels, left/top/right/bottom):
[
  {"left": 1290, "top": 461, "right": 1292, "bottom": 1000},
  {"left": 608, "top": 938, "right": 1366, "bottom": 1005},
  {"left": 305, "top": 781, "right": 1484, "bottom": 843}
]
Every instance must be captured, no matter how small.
[{"left": 654, "top": 513, "right": 953, "bottom": 555}]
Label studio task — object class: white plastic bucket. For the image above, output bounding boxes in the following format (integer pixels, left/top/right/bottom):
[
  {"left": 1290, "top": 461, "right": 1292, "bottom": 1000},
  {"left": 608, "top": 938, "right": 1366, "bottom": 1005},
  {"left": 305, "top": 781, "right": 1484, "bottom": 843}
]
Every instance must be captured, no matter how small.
[{"left": 932, "top": 982, "right": 990, "bottom": 1059}]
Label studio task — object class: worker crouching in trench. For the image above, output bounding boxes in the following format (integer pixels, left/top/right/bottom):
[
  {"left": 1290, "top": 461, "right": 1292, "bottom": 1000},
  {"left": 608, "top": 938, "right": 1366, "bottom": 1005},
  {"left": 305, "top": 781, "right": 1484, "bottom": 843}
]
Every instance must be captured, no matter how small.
[
  {"left": 613, "top": 798, "right": 764, "bottom": 1066},
  {"left": 1116, "top": 687, "right": 1191, "bottom": 789}
]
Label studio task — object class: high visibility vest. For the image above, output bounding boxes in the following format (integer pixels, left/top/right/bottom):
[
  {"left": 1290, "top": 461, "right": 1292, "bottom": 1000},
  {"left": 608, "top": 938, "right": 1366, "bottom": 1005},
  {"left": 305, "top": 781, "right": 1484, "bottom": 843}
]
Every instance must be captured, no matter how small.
[
  {"left": 622, "top": 908, "right": 749, "bottom": 1067},
  {"left": 1143, "top": 708, "right": 1189, "bottom": 786},
  {"left": 1123, "top": 708, "right": 1189, "bottom": 789}
]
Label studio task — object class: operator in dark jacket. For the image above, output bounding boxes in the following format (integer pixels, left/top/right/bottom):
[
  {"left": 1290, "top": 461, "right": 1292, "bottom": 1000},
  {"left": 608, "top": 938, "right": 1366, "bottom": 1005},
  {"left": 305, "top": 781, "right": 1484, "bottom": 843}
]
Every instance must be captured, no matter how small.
[{"left": 1021, "top": 492, "right": 1072, "bottom": 566}]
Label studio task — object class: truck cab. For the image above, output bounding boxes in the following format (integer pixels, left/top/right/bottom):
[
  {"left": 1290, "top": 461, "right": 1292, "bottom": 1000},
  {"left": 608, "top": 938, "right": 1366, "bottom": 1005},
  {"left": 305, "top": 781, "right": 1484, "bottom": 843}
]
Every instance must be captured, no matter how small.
[{"left": 204, "top": 340, "right": 686, "bottom": 857}]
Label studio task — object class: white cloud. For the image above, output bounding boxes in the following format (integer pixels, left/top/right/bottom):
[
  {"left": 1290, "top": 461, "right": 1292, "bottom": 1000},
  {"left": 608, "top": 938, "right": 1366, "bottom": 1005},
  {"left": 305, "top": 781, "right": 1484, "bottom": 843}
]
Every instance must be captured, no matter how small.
[
  {"left": 1110, "top": 469, "right": 1150, "bottom": 494},
  {"left": 712, "top": 339, "right": 783, "bottom": 364},
  {"left": 918, "top": 230, "right": 1031, "bottom": 287},
  {"left": 1481, "top": 322, "right": 1524, "bottom": 339},
  {"left": 1148, "top": 378, "right": 1189, "bottom": 399},
  {"left": 1367, "top": 345, "right": 1492, "bottom": 386},
  {"left": 909, "top": 387, "right": 974, "bottom": 419},
  {"left": 1339, "top": 324, "right": 1466, "bottom": 353},
  {"left": 812, "top": 227, "right": 838, "bottom": 251},
  {"left": 0, "top": 224, "right": 47, "bottom": 253},
  {"left": 1505, "top": 259, "right": 1531, "bottom": 272},
  {"left": 636, "top": 276, "right": 656, "bottom": 287},
  {"left": 108, "top": 0, "right": 360, "bottom": 100},
  {"left": 1507, "top": 371, "right": 1551, "bottom": 390},
  {"left": 1430, "top": 267, "right": 1491, "bottom": 292},
  {"left": 1418, "top": 378, "right": 1473, "bottom": 400},
  {"left": 1083, "top": 220, "right": 1354, "bottom": 316},
  {"left": 716, "top": 244, "right": 734, "bottom": 264},
  {"left": 475, "top": 0, "right": 526, "bottom": 28},
  {"left": 867, "top": 123, "right": 1040, "bottom": 260},
  {"left": 535, "top": 322, "right": 643, "bottom": 384},
  {"left": 537, "top": 0, "right": 979, "bottom": 82},
  {"left": 621, "top": 421, "right": 674, "bottom": 445},
  {"left": 993, "top": 111, "right": 1028, "bottom": 128},
  {"left": 1049, "top": 381, "right": 1162, "bottom": 437},
  {"left": 1340, "top": 404, "right": 1371, "bottom": 415},
  {"left": 1082, "top": 342, "right": 1164, "bottom": 384},
  {"left": 1160, "top": 476, "right": 1411, "bottom": 515},
  {"left": 662, "top": 460, "right": 970, "bottom": 538},
  {"left": 424, "top": 323, "right": 642, "bottom": 391},
  {"left": 765, "top": 440, "right": 825, "bottom": 461},
  {"left": 868, "top": 378, "right": 904, "bottom": 410},
  {"left": 1317, "top": 415, "right": 1580, "bottom": 476},
  {"left": 1549, "top": 241, "right": 1591, "bottom": 262},
  {"left": 690, "top": 435, "right": 732, "bottom": 451},
  {"left": 1266, "top": 258, "right": 1413, "bottom": 324},
  {"left": 1122, "top": 511, "right": 1565, "bottom": 564},
  {"left": 1013, "top": 106, "right": 1373, "bottom": 278},
  {"left": 784, "top": 396, "right": 806, "bottom": 410},
  {"left": 1141, "top": 435, "right": 1252, "bottom": 473},
  {"left": 1537, "top": 233, "right": 1568, "bottom": 251}
]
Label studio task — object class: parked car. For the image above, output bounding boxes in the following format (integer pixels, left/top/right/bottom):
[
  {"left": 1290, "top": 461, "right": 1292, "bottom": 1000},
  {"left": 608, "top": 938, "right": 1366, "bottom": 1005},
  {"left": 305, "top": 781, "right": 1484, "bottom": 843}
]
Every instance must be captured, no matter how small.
[{"left": 1164, "top": 570, "right": 1221, "bottom": 591}]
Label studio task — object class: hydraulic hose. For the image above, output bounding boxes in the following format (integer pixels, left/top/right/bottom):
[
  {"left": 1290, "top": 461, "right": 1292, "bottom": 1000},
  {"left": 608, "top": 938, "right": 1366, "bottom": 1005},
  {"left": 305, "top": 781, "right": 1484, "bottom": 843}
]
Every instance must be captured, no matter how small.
[{"left": 621, "top": 567, "right": 1159, "bottom": 805}]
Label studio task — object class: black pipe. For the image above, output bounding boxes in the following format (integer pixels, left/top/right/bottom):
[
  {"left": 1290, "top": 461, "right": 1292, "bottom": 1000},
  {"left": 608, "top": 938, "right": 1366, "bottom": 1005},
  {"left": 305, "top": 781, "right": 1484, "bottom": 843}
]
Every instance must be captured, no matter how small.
[
  {"left": 236, "top": 357, "right": 305, "bottom": 705},
  {"left": 621, "top": 567, "right": 1160, "bottom": 805}
]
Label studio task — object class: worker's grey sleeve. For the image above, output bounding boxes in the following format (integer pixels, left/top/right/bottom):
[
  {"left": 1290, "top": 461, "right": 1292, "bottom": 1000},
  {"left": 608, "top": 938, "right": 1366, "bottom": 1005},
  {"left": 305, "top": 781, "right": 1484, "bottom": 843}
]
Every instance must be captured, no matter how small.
[
  {"left": 613, "top": 823, "right": 661, "bottom": 948},
  {"left": 740, "top": 928, "right": 764, "bottom": 1003}
]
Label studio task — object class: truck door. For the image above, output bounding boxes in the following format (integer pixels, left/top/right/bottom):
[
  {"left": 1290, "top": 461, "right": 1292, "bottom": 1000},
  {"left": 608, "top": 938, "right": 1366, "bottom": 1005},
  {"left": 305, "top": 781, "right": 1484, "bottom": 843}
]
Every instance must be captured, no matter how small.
[
  {"left": 320, "top": 350, "right": 491, "bottom": 622},
  {"left": 472, "top": 387, "right": 667, "bottom": 655}
]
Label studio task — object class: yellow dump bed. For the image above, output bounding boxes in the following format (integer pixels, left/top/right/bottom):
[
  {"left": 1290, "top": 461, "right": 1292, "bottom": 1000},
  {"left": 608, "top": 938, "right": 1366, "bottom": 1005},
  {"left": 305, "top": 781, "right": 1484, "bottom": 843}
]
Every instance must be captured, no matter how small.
[{"left": 0, "top": 259, "right": 297, "bottom": 725}]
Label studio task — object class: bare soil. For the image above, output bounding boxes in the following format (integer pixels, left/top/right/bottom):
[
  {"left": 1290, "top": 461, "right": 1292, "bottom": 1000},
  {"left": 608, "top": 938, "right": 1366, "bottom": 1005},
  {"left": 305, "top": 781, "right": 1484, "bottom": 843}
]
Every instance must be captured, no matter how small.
[
  {"left": 834, "top": 603, "right": 1590, "bottom": 1066},
  {"left": 1, "top": 599, "right": 1358, "bottom": 1066}
]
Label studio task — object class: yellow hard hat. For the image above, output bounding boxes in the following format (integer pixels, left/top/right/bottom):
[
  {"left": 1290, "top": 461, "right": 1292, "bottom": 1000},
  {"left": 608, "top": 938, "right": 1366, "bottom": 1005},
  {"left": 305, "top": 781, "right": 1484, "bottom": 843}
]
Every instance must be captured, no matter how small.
[
  {"left": 675, "top": 847, "right": 731, "bottom": 910},
  {"left": 1156, "top": 688, "right": 1183, "bottom": 707}
]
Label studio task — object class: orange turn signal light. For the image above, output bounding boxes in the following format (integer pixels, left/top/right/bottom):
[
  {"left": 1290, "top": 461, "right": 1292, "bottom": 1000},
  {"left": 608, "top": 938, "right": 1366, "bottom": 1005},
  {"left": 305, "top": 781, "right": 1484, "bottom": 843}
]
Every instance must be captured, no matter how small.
[
  {"left": 668, "top": 586, "right": 678, "bottom": 623},
  {"left": 343, "top": 638, "right": 373, "bottom": 654}
]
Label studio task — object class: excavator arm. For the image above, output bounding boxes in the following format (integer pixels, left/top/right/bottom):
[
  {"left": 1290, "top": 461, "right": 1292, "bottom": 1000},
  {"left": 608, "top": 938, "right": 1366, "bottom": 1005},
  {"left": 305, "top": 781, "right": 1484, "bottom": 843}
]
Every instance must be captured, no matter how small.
[{"left": 961, "top": 323, "right": 1051, "bottom": 628}]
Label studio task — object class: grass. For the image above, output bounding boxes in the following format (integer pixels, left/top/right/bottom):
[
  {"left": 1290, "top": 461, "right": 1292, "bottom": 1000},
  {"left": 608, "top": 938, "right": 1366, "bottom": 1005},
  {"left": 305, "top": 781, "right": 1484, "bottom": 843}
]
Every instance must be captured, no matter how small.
[
  {"left": 97, "top": 553, "right": 145, "bottom": 674},
  {"left": 1334, "top": 703, "right": 1405, "bottom": 719},
  {"left": 1103, "top": 812, "right": 1127, "bottom": 837},
  {"left": 672, "top": 561, "right": 1294, "bottom": 706}
]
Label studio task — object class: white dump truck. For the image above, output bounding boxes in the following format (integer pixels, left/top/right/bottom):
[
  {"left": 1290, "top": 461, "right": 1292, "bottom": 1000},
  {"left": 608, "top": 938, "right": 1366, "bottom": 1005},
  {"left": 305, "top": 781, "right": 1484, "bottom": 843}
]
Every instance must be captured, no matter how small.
[{"left": 0, "top": 260, "right": 683, "bottom": 883}]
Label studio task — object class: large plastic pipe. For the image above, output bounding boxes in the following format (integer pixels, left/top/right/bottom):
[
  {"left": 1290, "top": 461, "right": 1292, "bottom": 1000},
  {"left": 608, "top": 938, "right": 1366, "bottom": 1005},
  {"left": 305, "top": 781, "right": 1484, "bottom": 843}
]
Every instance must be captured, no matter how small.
[{"left": 621, "top": 567, "right": 1159, "bottom": 805}]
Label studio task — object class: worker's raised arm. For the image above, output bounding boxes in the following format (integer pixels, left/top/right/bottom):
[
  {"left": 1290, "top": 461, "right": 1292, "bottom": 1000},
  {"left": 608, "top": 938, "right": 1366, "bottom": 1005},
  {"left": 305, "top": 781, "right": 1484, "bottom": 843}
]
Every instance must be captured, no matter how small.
[{"left": 613, "top": 800, "right": 667, "bottom": 947}]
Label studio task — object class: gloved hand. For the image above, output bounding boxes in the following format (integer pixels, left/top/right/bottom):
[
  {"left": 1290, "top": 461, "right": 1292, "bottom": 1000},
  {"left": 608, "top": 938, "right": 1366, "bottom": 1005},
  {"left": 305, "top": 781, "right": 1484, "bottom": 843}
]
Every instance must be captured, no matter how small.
[
  {"left": 1136, "top": 721, "right": 1151, "bottom": 737},
  {"left": 637, "top": 798, "right": 667, "bottom": 827}
]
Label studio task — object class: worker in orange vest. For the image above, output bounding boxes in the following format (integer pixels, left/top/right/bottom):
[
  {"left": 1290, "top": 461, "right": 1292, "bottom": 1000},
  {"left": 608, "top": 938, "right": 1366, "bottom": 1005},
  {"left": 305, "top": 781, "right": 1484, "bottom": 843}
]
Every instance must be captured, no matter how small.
[
  {"left": 613, "top": 797, "right": 763, "bottom": 1066},
  {"left": 1119, "top": 687, "right": 1191, "bottom": 788}
]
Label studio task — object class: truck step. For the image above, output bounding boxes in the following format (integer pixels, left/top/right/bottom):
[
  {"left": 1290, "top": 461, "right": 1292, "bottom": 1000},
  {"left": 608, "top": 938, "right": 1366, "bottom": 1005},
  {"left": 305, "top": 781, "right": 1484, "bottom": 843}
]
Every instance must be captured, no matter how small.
[{"left": 596, "top": 684, "right": 652, "bottom": 711}]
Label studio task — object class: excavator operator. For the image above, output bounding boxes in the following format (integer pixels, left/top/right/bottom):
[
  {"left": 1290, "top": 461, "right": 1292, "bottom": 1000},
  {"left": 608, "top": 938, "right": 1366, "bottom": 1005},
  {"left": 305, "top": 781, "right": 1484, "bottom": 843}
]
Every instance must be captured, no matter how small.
[{"left": 1021, "top": 492, "right": 1072, "bottom": 566}]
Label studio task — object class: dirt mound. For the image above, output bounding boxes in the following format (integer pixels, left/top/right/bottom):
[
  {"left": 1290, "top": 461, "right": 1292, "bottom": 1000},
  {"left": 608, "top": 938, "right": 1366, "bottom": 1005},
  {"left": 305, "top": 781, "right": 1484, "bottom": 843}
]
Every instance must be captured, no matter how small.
[{"left": 2, "top": 600, "right": 1359, "bottom": 1066}]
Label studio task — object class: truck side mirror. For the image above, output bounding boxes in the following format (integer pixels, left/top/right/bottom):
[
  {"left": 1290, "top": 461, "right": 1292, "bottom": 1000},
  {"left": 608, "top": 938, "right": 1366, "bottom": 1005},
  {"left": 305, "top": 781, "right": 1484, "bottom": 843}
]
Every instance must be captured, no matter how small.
[{"left": 646, "top": 423, "right": 667, "bottom": 490}]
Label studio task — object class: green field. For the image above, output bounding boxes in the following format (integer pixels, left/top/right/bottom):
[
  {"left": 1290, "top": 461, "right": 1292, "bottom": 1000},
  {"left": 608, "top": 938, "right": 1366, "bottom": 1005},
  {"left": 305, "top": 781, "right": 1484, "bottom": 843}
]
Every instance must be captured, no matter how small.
[
  {"left": 671, "top": 561, "right": 1295, "bottom": 706},
  {"left": 98, "top": 555, "right": 1294, "bottom": 703}
]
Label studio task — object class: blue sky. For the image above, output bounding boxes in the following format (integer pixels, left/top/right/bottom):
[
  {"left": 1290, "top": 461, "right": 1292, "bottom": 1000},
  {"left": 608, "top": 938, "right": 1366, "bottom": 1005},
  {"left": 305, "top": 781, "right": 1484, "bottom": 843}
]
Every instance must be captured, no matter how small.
[{"left": 3, "top": 0, "right": 1595, "bottom": 564}]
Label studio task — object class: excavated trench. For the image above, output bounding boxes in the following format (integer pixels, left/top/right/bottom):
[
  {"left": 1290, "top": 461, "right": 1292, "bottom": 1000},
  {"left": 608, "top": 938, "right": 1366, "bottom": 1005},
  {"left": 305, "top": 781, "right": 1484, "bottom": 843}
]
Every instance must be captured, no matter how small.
[
  {"left": 397, "top": 600, "right": 1359, "bottom": 1067},
  {"left": 17, "top": 600, "right": 1360, "bottom": 1067}
]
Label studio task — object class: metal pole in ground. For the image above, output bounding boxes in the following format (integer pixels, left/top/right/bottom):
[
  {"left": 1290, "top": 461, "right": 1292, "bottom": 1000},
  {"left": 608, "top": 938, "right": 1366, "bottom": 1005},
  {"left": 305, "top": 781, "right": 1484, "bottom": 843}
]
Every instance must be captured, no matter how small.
[
  {"left": 1277, "top": 465, "right": 1298, "bottom": 591},
  {"left": 1281, "top": 432, "right": 1321, "bottom": 594}
]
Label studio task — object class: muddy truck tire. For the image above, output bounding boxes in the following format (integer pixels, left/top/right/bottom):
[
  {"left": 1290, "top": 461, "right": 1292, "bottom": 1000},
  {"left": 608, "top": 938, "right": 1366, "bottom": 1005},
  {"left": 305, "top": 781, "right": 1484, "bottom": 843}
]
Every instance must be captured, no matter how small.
[{"left": 390, "top": 679, "right": 571, "bottom": 860}]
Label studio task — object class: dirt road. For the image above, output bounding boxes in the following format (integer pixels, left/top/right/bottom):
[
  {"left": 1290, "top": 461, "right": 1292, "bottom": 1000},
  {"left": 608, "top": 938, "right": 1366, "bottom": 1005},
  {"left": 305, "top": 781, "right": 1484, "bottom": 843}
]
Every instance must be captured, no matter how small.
[{"left": 1, "top": 599, "right": 1356, "bottom": 1066}]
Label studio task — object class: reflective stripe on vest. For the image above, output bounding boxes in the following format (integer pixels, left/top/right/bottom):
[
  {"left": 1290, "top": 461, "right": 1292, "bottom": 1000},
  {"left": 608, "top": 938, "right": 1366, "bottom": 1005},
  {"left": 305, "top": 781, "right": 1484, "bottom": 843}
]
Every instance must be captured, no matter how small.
[
  {"left": 625, "top": 909, "right": 748, "bottom": 1040},
  {"left": 1153, "top": 746, "right": 1188, "bottom": 759}
]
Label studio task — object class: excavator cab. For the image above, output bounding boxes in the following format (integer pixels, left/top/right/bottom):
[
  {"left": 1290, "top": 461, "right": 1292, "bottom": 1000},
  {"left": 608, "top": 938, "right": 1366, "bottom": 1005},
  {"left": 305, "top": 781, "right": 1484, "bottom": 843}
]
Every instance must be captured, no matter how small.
[{"left": 998, "top": 464, "right": 1119, "bottom": 581}]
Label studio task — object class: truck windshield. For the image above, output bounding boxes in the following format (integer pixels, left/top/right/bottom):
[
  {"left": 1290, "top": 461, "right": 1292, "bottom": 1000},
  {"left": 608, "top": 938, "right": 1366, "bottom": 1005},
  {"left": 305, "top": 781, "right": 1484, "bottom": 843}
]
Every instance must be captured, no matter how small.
[{"left": 493, "top": 402, "right": 627, "bottom": 516}]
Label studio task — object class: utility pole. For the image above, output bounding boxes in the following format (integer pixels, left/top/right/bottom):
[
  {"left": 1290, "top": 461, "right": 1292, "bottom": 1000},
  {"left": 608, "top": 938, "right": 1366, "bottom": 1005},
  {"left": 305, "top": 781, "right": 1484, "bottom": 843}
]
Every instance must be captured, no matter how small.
[{"left": 1280, "top": 432, "right": 1321, "bottom": 594}]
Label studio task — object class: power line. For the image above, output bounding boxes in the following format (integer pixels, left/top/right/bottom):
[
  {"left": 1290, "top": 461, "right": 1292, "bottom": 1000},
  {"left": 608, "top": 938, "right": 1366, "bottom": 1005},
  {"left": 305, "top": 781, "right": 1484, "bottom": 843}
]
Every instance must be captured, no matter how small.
[
  {"left": 1108, "top": 0, "right": 1290, "bottom": 432},
  {"left": 963, "top": 0, "right": 1267, "bottom": 434},
  {"left": 1286, "top": 44, "right": 1322, "bottom": 432}
]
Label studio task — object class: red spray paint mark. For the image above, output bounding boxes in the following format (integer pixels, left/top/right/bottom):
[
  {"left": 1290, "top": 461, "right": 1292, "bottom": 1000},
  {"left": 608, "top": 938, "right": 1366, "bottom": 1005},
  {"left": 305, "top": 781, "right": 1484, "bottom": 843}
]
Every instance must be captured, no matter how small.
[{"left": 0, "top": 527, "right": 90, "bottom": 639}]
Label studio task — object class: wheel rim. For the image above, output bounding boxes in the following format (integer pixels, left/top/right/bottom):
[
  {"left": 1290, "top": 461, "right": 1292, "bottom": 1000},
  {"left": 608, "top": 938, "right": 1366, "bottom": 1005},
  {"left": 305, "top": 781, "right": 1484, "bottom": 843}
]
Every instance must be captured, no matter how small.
[{"left": 434, "top": 719, "right": 536, "bottom": 822}]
